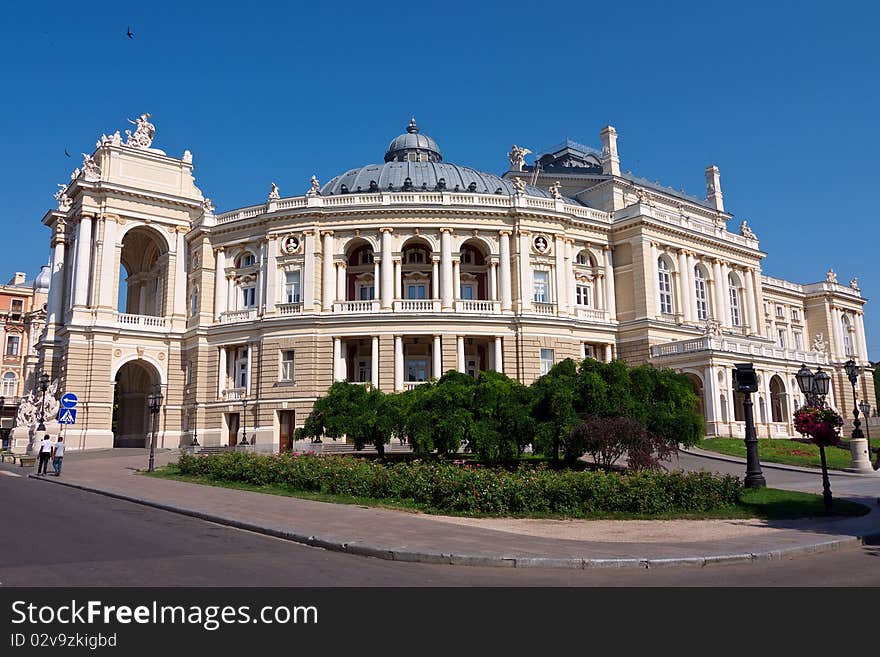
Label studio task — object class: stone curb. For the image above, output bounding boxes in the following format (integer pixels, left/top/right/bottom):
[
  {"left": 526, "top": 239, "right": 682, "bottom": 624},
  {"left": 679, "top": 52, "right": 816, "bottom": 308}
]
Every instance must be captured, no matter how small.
[
  {"left": 684, "top": 447, "right": 880, "bottom": 477},
  {"left": 27, "top": 474, "right": 880, "bottom": 570}
]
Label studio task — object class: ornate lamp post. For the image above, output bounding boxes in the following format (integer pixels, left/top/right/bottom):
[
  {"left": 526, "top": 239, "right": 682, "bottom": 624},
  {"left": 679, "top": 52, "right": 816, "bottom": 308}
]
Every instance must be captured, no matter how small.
[
  {"left": 859, "top": 400, "right": 874, "bottom": 468},
  {"left": 733, "top": 363, "right": 765, "bottom": 488},
  {"left": 795, "top": 364, "right": 834, "bottom": 513},
  {"left": 36, "top": 373, "right": 50, "bottom": 432},
  {"left": 147, "top": 387, "right": 163, "bottom": 472},
  {"left": 240, "top": 398, "right": 248, "bottom": 445},
  {"left": 843, "top": 359, "right": 872, "bottom": 473}
]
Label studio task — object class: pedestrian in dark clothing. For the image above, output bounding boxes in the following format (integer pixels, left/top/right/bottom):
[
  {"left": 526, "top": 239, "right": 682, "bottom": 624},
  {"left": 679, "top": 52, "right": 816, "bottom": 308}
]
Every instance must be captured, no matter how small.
[{"left": 37, "top": 434, "right": 52, "bottom": 475}]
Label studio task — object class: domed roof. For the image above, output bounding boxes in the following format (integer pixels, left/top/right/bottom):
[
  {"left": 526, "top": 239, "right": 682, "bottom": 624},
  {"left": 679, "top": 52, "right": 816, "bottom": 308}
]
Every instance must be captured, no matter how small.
[
  {"left": 33, "top": 265, "right": 50, "bottom": 293},
  {"left": 322, "top": 120, "right": 566, "bottom": 200},
  {"left": 384, "top": 118, "right": 442, "bottom": 163}
]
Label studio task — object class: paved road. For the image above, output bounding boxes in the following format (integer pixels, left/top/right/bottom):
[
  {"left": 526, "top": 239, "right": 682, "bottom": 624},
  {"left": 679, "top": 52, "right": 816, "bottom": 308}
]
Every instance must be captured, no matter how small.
[{"left": 2, "top": 472, "right": 879, "bottom": 586}]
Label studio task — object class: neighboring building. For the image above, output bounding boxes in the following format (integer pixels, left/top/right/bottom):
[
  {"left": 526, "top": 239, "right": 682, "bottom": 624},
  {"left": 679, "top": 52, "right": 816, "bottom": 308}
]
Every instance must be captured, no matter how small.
[
  {"left": 0, "top": 269, "right": 49, "bottom": 446},
  {"left": 34, "top": 115, "right": 874, "bottom": 451}
]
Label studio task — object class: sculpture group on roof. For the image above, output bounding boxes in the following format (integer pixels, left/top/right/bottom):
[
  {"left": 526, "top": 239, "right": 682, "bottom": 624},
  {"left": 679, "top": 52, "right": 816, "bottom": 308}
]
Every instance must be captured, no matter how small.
[
  {"left": 508, "top": 145, "right": 531, "bottom": 172},
  {"left": 739, "top": 220, "right": 756, "bottom": 239},
  {"left": 125, "top": 113, "right": 155, "bottom": 149}
]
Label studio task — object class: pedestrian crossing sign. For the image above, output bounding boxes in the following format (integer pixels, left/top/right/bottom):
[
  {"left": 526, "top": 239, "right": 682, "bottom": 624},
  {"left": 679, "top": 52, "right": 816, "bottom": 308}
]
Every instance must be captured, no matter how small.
[{"left": 58, "top": 408, "right": 77, "bottom": 425}]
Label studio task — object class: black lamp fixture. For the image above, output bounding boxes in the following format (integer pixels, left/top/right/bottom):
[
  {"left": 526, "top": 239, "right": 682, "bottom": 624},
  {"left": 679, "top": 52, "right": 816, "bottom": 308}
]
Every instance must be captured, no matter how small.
[
  {"left": 240, "top": 398, "right": 248, "bottom": 445},
  {"left": 146, "top": 385, "right": 163, "bottom": 473},
  {"left": 843, "top": 357, "right": 866, "bottom": 452},
  {"left": 794, "top": 364, "right": 833, "bottom": 513},
  {"left": 732, "top": 363, "right": 765, "bottom": 488},
  {"left": 36, "top": 372, "right": 50, "bottom": 431}
]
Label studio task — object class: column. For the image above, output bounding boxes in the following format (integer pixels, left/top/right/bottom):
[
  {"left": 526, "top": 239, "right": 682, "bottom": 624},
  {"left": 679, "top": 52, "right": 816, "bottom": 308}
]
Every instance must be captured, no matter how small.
[
  {"left": 218, "top": 347, "right": 227, "bottom": 397},
  {"left": 452, "top": 259, "right": 460, "bottom": 301},
  {"left": 431, "top": 258, "right": 440, "bottom": 299},
  {"left": 712, "top": 259, "right": 725, "bottom": 324},
  {"left": 597, "top": 275, "right": 605, "bottom": 311},
  {"left": 566, "top": 242, "right": 576, "bottom": 312},
  {"left": 720, "top": 261, "right": 732, "bottom": 327},
  {"left": 302, "top": 230, "right": 316, "bottom": 310},
  {"left": 831, "top": 307, "right": 843, "bottom": 359},
  {"left": 648, "top": 241, "right": 660, "bottom": 316},
  {"left": 321, "top": 231, "right": 334, "bottom": 311},
  {"left": 489, "top": 262, "right": 497, "bottom": 301},
  {"left": 603, "top": 246, "right": 617, "bottom": 318},
  {"left": 744, "top": 268, "right": 757, "bottom": 334},
  {"left": 494, "top": 337, "right": 503, "bottom": 373},
  {"left": 499, "top": 231, "right": 512, "bottom": 311},
  {"left": 381, "top": 228, "right": 393, "bottom": 309},
  {"left": 554, "top": 234, "right": 567, "bottom": 313},
  {"left": 98, "top": 218, "right": 119, "bottom": 309},
  {"left": 373, "top": 259, "right": 381, "bottom": 301},
  {"left": 47, "top": 231, "right": 66, "bottom": 325},
  {"left": 738, "top": 271, "right": 752, "bottom": 333},
  {"left": 441, "top": 228, "right": 453, "bottom": 308},
  {"left": 257, "top": 240, "right": 267, "bottom": 311},
  {"left": 265, "top": 237, "right": 278, "bottom": 313},
  {"left": 855, "top": 313, "right": 869, "bottom": 361},
  {"left": 750, "top": 269, "right": 764, "bottom": 335},
  {"left": 703, "top": 366, "right": 716, "bottom": 424},
  {"left": 336, "top": 261, "right": 346, "bottom": 303},
  {"left": 677, "top": 250, "right": 691, "bottom": 322},
  {"left": 433, "top": 335, "right": 442, "bottom": 378},
  {"left": 172, "top": 229, "right": 186, "bottom": 316},
  {"left": 457, "top": 335, "right": 465, "bottom": 373},
  {"left": 245, "top": 343, "right": 253, "bottom": 395},
  {"left": 371, "top": 336, "right": 379, "bottom": 387},
  {"left": 226, "top": 274, "right": 235, "bottom": 311},
  {"left": 394, "top": 336, "right": 403, "bottom": 391},
  {"left": 518, "top": 231, "right": 532, "bottom": 311},
  {"left": 72, "top": 215, "right": 93, "bottom": 307},
  {"left": 580, "top": 342, "right": 587, "bottom": 360},
  {"left": 333, "top": 338, "right": 342, "bottom": 382},
  {"left": 393, "top": 259, "right": 402, "bottom": 299},
  {"left": 604, "top": 344, "right": 612, "bottom": 363},
  {"left": 138, "top": 284, "right": 147, "bottom": 315}
]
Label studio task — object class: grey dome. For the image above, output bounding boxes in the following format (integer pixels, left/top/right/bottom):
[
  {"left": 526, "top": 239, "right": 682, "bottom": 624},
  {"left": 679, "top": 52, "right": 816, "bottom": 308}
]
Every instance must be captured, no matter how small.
[
  {"left": 33, "top": 265, "right": 50, "bottom": 293},
  {"left": 384, "top": 118, "right": 442, "bottom": 163}
]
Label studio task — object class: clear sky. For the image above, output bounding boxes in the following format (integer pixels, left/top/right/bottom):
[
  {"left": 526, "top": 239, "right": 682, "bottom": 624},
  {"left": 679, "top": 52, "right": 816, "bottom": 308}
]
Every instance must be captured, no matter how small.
[{"left": 1, "top": 0, "right": 877, "bottom": 359}]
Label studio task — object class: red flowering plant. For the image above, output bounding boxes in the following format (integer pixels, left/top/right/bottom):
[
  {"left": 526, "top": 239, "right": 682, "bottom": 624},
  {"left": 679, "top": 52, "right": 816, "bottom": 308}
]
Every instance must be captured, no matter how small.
[{"left": 793, "top": 405, "right": 844, "bottom": 447}]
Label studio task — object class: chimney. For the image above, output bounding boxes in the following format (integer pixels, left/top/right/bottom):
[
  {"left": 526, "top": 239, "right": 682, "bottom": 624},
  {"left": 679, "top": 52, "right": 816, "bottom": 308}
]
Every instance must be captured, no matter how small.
[
  {"left": 600, "top": 125, "right": 620, "bottom": 176},
  {"left": 11, "top": 272, "right": 26, "bottom": 285},
  {"left": 705, "top": 165, "right": 724, "bottom": 212}
]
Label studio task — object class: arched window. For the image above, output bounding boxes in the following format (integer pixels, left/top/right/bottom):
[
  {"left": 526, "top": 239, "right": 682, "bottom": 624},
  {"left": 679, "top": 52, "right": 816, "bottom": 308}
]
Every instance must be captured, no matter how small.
[
  {"left": 657, "top": 258, "right": 673, "bottom": 315},
  {"left": 770, "top": 375, "right": 788, "bottom": 422},
  {"left": 406, "top": 248, "right": 427, "bottom": 264},
  {"left": 237, "top": 253, "right": 256, "bottom": 268},
  {"left": 189, "top": 289, "right": 198, "bottom": 317},
  {"left": 576, "top": 252, "right": 589, "bottom": 265},
  {"left": 728, "top": 274, "right": 741, "bottom": 326},
  {"left": 1, "top": 372, "right": 16, "bottom": 397},
  {"left": 841, "top": 314, "right": 854, "bottom": 356},
  {"left": 694, "top": 267, "right": 708, "bottom": 321}
]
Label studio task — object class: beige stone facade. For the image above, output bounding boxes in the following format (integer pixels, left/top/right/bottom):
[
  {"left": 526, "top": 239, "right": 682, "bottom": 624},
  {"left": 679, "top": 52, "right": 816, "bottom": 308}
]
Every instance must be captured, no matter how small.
[{"left": 34, "top": 118, "right": 874, "bottom": 451}]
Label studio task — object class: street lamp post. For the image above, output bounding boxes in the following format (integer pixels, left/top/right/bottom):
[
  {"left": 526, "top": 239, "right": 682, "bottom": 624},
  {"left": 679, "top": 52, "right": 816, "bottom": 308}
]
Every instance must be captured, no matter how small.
[
  {"left": 733, "top": 363, "right": 765, "bottom": 488},
  {"left": 843, "top": 359, "right": 873, "bottom": 473},
  {"left": 240, "top": 398, "right": 248, "bottom": 445},
  {"left": 859, "top": 400, "right": 875, "bottom": 470},
  {"left": 147, "top": 387, "right": 163, "bottom": 472},
  {"left": 795, "top": 364, "right": 834, "bottom": 514},
  {"left": 36, "top": 373, "right": 50, "bottom": 432}
]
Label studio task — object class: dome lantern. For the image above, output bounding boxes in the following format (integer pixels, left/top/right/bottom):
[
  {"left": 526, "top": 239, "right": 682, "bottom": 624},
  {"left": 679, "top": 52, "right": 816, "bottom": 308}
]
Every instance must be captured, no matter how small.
[{"left": 384, "top": 118, "right": 443, "bottom": 163}]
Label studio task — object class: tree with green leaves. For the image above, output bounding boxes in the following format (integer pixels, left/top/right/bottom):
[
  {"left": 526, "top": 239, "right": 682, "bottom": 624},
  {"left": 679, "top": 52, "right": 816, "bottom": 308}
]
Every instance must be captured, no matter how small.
[
  {"left": 401, "top": 371, "right": 476, "bottom": 456},
  {"left": 470, "top": 370, "right": 535, "bottom": 462},
  {"left": 530, "top": 359, "right": 580, "bottom": 464}
]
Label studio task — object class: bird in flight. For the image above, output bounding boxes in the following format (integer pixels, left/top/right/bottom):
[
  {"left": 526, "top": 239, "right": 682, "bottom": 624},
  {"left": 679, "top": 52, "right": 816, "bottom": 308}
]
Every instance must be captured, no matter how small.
[
  {"left": 126, "top": 26, "right": 134, "bottom": 39},
  {"left": 64, "top": 149, "right": 70, "bottom": 158}
]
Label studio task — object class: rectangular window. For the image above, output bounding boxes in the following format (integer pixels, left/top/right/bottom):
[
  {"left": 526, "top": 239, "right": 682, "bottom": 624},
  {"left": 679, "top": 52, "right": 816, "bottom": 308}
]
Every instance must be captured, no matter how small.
[
  {"left": 658, "top": 271, "right": 673, "bottom": 315},
  {"left": 10, "top": 299, "right": 23, "bottom": 313},
  {"left": 777, "top": 329, "right": 786, "bottom": 349},
  {"left": 237, "top": 360, "right": 248, "bottom": 389},
  {"left": 776, "top": 305, "right": 784, "bottom": 318},
  {"left": 729, "top": 287, "right": 741, "bottom": 327},
  {"left": 357, "top": 358, "right": 371, "bottom": 383},
  {"left": 793, "top": 332, "right": 802, "bottom": 350},
  {"left": 407, "top": 284, "right": 426, "bottom": 299},
  {"left": 284, "top": 271, "right": 301, "bottom": 303},
  {"left": 460, "top": 284, "right": 474, "bottom": 300},
  {"left": 540, "top": 348, "right": 554, "bottom": 375},
  {"left": 406, "top": 358, "right": 428, "bottom": 382},
  {"left": 792, "top": 308, "right": 800, "bottom": 322},
  {"left": 466, "top": 358, "right": 479, "bottom": 378},
  {"left": 186, "top": 360, "right": 193, "bottom": 385},
  {"left": 242, "top": 287, "right": 256, "bottom": 308},
  {"left": 5, "top": 335, "right": 20, "bottom": 357},
  {"left": 694, "top": 278, "right": 708, "bottom": 320},
  {"left": 358, "top": 285, "right": 375, "bottom": 300},
  {"left": 576, "top": 284, "right": 592, "bottom": 307},
  {"left": 280, "top": 350, "right": 294, "bottom": 382},
  {"left": 533, "top": 271, "right": 549, "bottom": 303}
]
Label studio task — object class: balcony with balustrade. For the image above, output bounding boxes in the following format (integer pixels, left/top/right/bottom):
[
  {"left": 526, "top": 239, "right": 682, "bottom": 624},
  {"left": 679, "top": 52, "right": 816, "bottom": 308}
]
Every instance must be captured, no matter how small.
[
  {"left": 116, "top": 313, "right": 170, "bottom": 332},
  {"left": 220, "top": 309, "right": 258, "bottom": 323},
  {"left": 650, "top": 334, "right": 829, "bottom": 365}
]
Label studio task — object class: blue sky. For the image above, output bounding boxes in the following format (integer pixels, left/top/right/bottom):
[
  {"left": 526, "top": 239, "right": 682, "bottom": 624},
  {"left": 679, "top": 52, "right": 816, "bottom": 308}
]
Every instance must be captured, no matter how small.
[{"left": 1, "top": 0, "right": 877, "bottom": 359}]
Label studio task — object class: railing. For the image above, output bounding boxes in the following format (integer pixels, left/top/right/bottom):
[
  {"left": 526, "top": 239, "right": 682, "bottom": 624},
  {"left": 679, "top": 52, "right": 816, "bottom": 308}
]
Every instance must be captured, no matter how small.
[
  {"left": 117, "top": 313, "right": 169, "bottom": 331},
  {"left": 333, "top": 300, "right": 379, "bottom": 313},
  {"left": 532, "top": 302, "right": 557, "bottom": 316},
  {"left": 640, "top": 206, "right": 759, "bottom": 249},
  {"left": 393, "top": 299, "right": 441, "bottom": 312},
  {"left": 454, "top": 299, "right": 501, "bottom": 314},
  {"left": 222, "top": 388, "right": 246, "bottom": 401},
  {"left": 402, "top": 381, "right": 427, "bottom": 391},
  {"left": 650, "top": 335, "right": 830, "bottom": 365},
  {"left": 277, "top": 302, "right": 303, "bottom": 315},
  {"left": 575, "top": 307, "right": 609, "bottom": 322},
  {"left": 220, "top": 309, "right": 257, "bottom": 323},
  {"left": 762, "top": 275, "right": 804, "bottom": 293}
]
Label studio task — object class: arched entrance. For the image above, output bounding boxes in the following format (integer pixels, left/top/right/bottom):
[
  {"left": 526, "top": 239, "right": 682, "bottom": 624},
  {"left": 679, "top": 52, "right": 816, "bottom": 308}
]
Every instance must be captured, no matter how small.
[
  {"left": 113, "top": 360, "right": 160, "bottom": 447},
  {"left": 118, "top": 226, "right": 169, "bottom": 316},
  {"left": 770, "top": 375, "right": 788, "bottom": 422},
  {"left": 683, "top": 373, "right": 705, "bottom": 419}
]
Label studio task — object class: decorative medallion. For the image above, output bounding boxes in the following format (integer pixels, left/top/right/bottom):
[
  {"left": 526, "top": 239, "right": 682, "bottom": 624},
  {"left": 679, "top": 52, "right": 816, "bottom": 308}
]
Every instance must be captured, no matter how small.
[
  {"left": 158, "top": 353, "right": 165, "bottom": 361},
  {"left": 532, "top": 234, "right": 551, "bottom": 255},
  {"left": 114, "top": 349, "right": 122, "bottom": 357},
  {"left": 280, "top": 234, "right": 301, "bottom": 255}
]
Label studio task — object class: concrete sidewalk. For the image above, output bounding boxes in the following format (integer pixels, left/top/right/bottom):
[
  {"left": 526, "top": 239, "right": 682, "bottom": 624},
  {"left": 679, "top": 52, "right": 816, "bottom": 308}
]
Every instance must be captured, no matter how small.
[{"left": 24, "top": 448, "right": 880, "bottom": 569}]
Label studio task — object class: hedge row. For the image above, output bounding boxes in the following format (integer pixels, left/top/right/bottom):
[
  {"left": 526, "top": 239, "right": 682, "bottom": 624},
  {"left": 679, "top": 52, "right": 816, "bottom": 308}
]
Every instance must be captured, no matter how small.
[{"left": 176, "top": 451, "right": 742, "bottom": 516}]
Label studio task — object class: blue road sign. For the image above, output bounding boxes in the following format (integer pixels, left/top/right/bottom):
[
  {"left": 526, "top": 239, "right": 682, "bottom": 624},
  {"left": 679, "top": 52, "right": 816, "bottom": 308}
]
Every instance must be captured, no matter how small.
[
  {"left": 60, "top": 392, "right": 78, "bottom": 408},
  {"left": 58, "top": 408, "right": 77, "bottom": 425}
]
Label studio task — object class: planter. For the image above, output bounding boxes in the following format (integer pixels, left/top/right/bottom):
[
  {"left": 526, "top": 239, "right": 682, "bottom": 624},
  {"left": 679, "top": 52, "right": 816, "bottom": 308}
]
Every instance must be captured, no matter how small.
[{"left": 18, "top": 456, "right": 36, "bottom": 467}]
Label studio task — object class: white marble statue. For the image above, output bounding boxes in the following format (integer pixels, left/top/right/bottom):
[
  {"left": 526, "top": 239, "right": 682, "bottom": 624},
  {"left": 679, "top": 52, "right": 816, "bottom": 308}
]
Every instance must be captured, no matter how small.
[
  {"left": 825, "top": 268, "right": 838, "bottom": 284},
  {"left": 97, "top": 131, "right": 123, "bottom": 148},
  {"left": 512, "top": 177, "right": 526, "bottom": 195},
  {"left": 14, "top": 378, "right": 61, "bottom": 430},
  {"left": 268, "top": 182, "right": 280, "bottom": 201},
  {"left": 548, "top": 181, "right": 562, "bottom": 199},
  {"left": 739, "top": 220, "right": 756, "bottom": 239},
  {"left": 54, "top": 184, "right": 72, "bottom": 210},
  {"left": 202, "top": 197, "right": 215, "bottom": 213},
  {"left": 307, "top": 175, "right": 320, "bottom": 196},
  {"left": 81, "top": 153, "right": 101, "bottom": 180},
  {"left": 125, "top": 113, "right": 155, "bottom": 149},
  {"left": 703, "top": 319, "right": 722, "bottom": 337},
  {"left": 508, "top": 145, "right": 531, "bottom": 172},
  {"left": 812, "top": 333, "right": 827, "bottom": 352},
  {"left": 849, "top": 277, "right": 860, "bottom": 291}
]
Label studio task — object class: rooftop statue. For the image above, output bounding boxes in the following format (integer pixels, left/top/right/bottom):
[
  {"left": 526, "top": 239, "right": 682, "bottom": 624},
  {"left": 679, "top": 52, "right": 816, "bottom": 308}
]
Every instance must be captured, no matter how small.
[
  {"left": 849, "top": 277, "right": 860, "bottom": 291},
  {"left": 508, "top": 145, "right": 531, "bottom": 172},
  {"left": 739, "top": 220, "right": 756, "bottom": 239},
  {"left": 548, "top": 181, "right": 562, "bottom": 199},
  {"left": 825, "top": 268, "right": 838, "bottom": 284},
  {"left": 512, "top": 177, "right": 526, "bottom": 195},
  {"left": 81, "top": 153, "right": 101, "bottom": 180},
  {"left": 703, "top": 319, "right": 722, "bottom": 337},
  {"left": 125, "top": 113, "right": 155, "bottom": 149},
  {"left": 54, "top": 184, "right": 72, "bottom": 211},
  {"left": 307, "top": 175, "right": 321, "bottom": 196},
  {"left": 97, "top": 131, "right": 123, "bottom": 148},
  {"left": 268, "top": 182, "right": 280, "bottom": 201},
  {"left": 202, "top": 197, "right": 215, "bottom": 213}
]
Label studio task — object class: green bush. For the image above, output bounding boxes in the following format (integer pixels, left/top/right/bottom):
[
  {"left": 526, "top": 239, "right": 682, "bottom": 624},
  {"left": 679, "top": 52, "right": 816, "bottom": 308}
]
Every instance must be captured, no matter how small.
[{"left": 176, "top": 451, "right": 741, "bottom": 516}]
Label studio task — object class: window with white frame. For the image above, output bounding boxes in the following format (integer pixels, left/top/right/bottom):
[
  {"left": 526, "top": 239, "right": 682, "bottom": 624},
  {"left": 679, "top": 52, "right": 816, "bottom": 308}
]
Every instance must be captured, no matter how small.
[
  {"left": 242, "top": 286, "right": 256, "bottom": 308},
  {"left": 533, "top": 271, "right": 549, "bottom": 303},
  {"left": 5, "top": 335, "right": 20, "bottom": 357},
  {"left": 460, "top": 283, "right": 474, "bottom": 300},
  {"left": 576, "top": 252, "right": 589, "bottom": 265},
  {"left": 238, "top": 253, "right": 256, "bottom": 268},
  {"left": 576, "top": 284, "right": 592, "bottom": 307},
  {"left": 359, "top": 251, "right": 374, "bottom": 265},
  {"left": 793, "top": 332, "right": 802, "bottom": 350},
  {"left": 777, "top": 329, "right": 786, "bottom": 349},
  {"left": 406, "top": 358, "right": 428, "bottom": 382},
  {"left": 280, "top": 350, "right": 294, "bottom": 382},
  {"left": 284, "top": 271, "right": 301, "bottom": 303},
  {"left": 186, "top": 360, "right": 193, "bottom": 386},
  {"left": 540, "top": 348, "right": 555, "bottom": 375},
  {"left": 791, "top": 308, "right": 800, "bottom": 322},
  {"left": 10, "top": 299, "right": 23, "bottom": 315},
  {"left": 1, "top": 372, "right": 16, "bottom": 396},
  {"left": 728, "top": 275, "right": 741, "bottom": 326},
  {"left": 657, "top": 258, "right": 673, "bottom": 314},
  {"left": 406, "top": 284, "right": 426, "bottom": 299},
  {"left": 357, "top": 283, "right": 375, "bottom": 300},
  {"left": 236, "top": 354, "right": 248, "bottom": 389},
  {"left": 776, "top": 305, "right": 784, "bottom": 318},
  {"left": 356, "top": 358, "right": 371, "bottom": 383},
  {"left": 694, "top": 267, "right": 708, "bottom": 320}
]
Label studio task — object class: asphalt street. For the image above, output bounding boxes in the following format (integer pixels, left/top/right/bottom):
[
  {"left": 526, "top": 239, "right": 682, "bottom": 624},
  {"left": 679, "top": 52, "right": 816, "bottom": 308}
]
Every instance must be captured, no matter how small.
[{"left": 1, "top": 470, "right": 879, "bottom": 586}]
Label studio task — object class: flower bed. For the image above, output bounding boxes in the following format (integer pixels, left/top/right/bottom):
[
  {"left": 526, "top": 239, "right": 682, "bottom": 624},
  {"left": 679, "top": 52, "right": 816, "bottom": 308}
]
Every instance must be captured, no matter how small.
[{"left": 176, "top": 451, "right": 742, "bottom": 516}]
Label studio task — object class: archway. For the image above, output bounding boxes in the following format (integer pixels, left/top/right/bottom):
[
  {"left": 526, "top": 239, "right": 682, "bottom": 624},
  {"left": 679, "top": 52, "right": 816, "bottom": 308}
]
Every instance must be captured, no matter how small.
[
  {"left": 118, "top": 226, "right": 169, "bottom": 316},
  {"left": 459, "top": 239, "right": 489, "bottom": 300},
  {"left": 113, "top": 360, "right": 160, "bottom": 447},
  {"left": 683, "top": 372, "right": 705, "bottom": 419},
  {"left": 770, "top": 375, "right": 788, "bottom": 422}
]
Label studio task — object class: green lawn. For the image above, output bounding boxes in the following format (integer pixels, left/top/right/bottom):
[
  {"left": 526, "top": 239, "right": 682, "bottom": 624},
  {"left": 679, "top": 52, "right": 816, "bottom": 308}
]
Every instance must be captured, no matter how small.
[
  {"left": 145, "top": 464, "right": 868, "bottom": 520},
  {"left": 699, "top": 437, "right": 879, "bottom": 470}
]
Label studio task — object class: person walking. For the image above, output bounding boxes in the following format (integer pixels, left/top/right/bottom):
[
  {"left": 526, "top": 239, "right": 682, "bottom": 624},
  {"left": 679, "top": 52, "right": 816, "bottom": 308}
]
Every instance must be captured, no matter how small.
[
  {"left": 36, "top": 434, "right": 52, "bottom": 475},
  {"left": 52, "top": 436, "right": 65, "bottom": 476}
]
